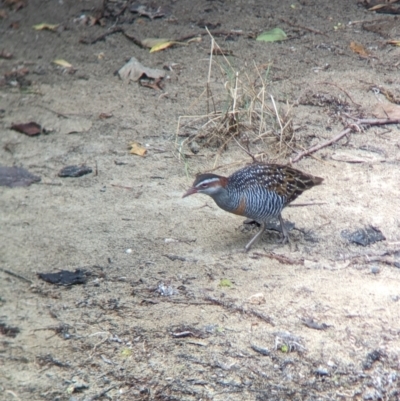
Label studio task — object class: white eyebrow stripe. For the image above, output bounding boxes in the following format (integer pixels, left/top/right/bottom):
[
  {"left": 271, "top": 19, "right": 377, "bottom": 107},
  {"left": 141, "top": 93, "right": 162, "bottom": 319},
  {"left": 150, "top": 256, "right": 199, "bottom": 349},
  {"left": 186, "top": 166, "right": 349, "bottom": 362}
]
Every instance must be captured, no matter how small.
[{"left": 195, "top": 177, "right": 220, "bottom": 187}]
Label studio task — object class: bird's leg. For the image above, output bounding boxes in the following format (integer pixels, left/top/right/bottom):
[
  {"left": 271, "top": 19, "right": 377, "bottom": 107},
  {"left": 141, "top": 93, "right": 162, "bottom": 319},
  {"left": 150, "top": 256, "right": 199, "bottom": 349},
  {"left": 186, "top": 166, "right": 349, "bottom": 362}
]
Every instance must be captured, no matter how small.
[
  {"left": 278, "top": 214, "right": 290, "bottom": 244},
  {"left": 245, "top": 222, "right": 266, "bottom": 252}
]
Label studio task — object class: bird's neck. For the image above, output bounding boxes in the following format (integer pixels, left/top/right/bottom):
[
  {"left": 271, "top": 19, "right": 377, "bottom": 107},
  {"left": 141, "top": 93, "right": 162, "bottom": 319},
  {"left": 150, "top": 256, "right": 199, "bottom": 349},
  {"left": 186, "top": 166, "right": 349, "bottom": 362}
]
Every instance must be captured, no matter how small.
[{"left": 211, "top": 185, "right": 239, "bottom": 213}]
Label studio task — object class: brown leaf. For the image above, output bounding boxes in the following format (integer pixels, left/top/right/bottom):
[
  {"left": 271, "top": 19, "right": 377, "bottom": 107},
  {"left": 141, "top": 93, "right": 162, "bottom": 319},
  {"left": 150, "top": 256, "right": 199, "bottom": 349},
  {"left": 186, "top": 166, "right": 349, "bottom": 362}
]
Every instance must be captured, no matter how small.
[
  {"left": 99, "top": 112, "right": 113, "bottom": 119},
  {"left": 129, "top": 142, "right": 147, "bottom": 157},
  {"left": 372, "top": 102, "right": 400, "bottom": 119},
  {"left": 350, "top": 41, "right": 370, "bottom": 57},
  {"left": 11, "top": 122, "right": 41, "bottom": 136}
]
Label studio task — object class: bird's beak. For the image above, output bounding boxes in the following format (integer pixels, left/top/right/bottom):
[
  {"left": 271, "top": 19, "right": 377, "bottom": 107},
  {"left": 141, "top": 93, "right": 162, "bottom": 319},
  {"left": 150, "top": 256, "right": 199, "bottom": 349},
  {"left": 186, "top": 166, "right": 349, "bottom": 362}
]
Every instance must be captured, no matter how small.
[{"left": 182, "top": 187, "right": 197, "bottom": 198}]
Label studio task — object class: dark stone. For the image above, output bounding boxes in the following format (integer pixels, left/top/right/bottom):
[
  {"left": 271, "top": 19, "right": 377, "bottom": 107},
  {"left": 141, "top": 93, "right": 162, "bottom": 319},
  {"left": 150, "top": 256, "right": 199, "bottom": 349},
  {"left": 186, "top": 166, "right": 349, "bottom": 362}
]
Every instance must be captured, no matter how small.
[
  {"left": 341, "top": 226, "right": 385, "bottom": 246},
  {"left": 58, "top": 165, "right": 92, "bottom": 177}
]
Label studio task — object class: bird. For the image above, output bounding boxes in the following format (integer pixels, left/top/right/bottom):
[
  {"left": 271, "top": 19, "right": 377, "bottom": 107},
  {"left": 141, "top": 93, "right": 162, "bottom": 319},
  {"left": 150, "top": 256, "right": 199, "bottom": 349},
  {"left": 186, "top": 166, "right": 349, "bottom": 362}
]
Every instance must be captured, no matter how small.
[{"left": 183, "top": 163, "right": 323, "bottom": 251}]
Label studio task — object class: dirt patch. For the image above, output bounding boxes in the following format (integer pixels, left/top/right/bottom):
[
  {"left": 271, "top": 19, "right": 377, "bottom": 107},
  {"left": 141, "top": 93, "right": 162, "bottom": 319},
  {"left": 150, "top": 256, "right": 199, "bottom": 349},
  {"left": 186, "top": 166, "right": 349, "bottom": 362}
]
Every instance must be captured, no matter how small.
[{"left": 1, "top": 0, "right": 400, "bottom": 400}]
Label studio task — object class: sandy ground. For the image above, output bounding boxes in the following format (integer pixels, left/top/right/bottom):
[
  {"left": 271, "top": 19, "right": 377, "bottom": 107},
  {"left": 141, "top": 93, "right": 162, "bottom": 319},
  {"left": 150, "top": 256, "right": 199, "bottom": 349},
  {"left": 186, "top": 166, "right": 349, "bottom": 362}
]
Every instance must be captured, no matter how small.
[{"left": 1, "top": 0, "right": 400, "bottom": 400}]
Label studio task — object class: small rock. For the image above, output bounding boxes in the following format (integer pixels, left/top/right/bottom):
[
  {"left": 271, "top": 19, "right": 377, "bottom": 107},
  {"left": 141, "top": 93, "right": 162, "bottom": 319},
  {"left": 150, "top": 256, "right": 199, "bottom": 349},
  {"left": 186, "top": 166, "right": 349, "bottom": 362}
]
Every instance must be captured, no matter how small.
[
  {"left": 371, "top": 266, "right": 380, "bottom": 274},
  {"left": 58, "top": 165, "right": 92, "bottom": 178},
  {"left": 315, "top": 366, "right": 329, "bottom": 376},
  {"left": 189, "top": 140, "right": 200, "bottom": 154}
]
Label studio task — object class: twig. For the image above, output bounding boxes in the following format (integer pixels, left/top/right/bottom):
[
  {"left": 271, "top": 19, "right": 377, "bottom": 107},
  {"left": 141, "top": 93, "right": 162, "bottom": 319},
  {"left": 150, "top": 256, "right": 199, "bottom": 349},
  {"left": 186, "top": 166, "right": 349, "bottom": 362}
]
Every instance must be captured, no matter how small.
[
  {"left": 251, "top": 252, "right": 304, "bottom": 265},
  {"left": 88, "top": 385, "right": 117, "bottom": 401},
  {"left": 288, "top": 201, "right": 327, "bottom": 207},
  {"left": 176, "top": 29, "right": 244, "bottom": 43},
  {"left": 319, "top": 81, "right": 362, "bottom": 107},
  {"left": 280, "top": 18, "right": 328, "bottom": 37},
  {"left": 292, "top": 127, "right": 352, "bottom": 163},
  {"left": 270, "top": 95, "right": 284, "bottom": 151},
  {"left": 292, "top": 117, "right": 400, "bottom": 163},
  {"left": 206, "top": 30, "right": 214, "bottom": 115},
  {"left": 0, "top": 267, "right": 32, "bottom": 284},
  {"left": 39, "top": 105, "right": 69, "bottom": 118},
  {"left": 204, "top": 295, "right": 275, "bottom": 325},
  {"left": 80, "top": 26, "right": 125, "bottom": 45},
  {"left": 355, "top": 118, "right": 400, "bottom": 125},
  {"left": 231, "top": 135, "right": 257, "bottom": 162}
]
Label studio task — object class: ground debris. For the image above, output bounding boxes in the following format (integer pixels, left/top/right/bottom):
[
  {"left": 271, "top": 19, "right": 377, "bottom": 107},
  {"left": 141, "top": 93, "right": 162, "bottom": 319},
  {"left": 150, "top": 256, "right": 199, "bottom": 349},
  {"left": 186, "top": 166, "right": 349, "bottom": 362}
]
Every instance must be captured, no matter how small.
[
  {"left": 170, "top": 325, "right": 207, "bottom": 339},
  {"left": 117, "top": 57, "right": 165, "bottom": 83},
  {"left": 251, "top": 344, "right": 270, "bottom": 356},
  {"left": 341, "top": 226, "right": 386, "bottom": 246},
  {"left": 204, "top": 295, "right": 274, "bottom": 325},
  {"left": 38, "top": 269, "right": 89, "bottom": 285},
  {"left": 274, "top": 331, "right": 305, "bottom": 353},
  {"left": 0, "top": 165, "right": 41, "bottom": 187},
  {"left": 251, "top": 251, "right": 304, "bottom": 265},
  {"left": 58, "top": 165, "right": 92, "bottom": 178},
  {"left": 0, "top": 322, "right": 20, "bottom": 337},
  {"left": 37, "top": 353, "right": 71, "bottom": 368},
  {"left": 301, "top": 318, "right": 330, "bottom": 330},
  {"left": 363, "top": 350, "right": 382, "bottom": 370},
  {"left": 11, "top": 121, "right": 42, "bottom": 136},
  {"left": 130, "top": 3, "right": 169, "bottom": 20},
  {"left": 157, "top": 281, "right": 179, "bottom": 296}
]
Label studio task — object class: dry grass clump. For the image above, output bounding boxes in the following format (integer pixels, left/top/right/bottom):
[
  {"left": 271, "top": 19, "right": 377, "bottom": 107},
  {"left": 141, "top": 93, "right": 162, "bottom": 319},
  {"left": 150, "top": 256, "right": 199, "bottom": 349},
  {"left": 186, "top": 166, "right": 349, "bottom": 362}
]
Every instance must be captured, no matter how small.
[{"left": 176, "top": 33, "right": 295, "bottom": 165}]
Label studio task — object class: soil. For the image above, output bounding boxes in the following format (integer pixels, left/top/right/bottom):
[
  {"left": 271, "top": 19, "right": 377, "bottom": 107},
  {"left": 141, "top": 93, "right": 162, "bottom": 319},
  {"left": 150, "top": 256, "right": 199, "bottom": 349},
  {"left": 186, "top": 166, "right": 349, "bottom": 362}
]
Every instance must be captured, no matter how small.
[{"left": 1, "top": 0, "right": 400, "bottom": 400}]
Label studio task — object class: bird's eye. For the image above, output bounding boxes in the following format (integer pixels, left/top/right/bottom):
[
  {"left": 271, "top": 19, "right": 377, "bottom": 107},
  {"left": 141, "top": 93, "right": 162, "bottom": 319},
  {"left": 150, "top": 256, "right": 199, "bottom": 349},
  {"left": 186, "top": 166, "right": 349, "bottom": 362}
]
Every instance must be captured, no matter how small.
[{"left": 200, "top": 183, "right": 208, "bottom": 188}]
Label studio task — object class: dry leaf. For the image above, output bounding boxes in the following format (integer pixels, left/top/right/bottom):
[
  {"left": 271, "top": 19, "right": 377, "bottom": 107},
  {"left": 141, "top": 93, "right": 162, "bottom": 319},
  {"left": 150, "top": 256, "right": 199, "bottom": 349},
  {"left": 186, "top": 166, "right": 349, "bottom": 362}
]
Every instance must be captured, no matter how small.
[
  {"left": 368, "top": 4, "right": 388, "bottom": 11},
  {"left": 129, "top": 142, "right": 147, "bottom": 157},
  {"left": 33, "top": 23, "right": 59, "bottom": 31},
  {"left": 52, "top": 59, "right": 73, "bottom": 68},
  {"left": 11, "top": 122, "right": 41, "bottom": 136},
  {"left": 142, "top": 38, "right": 187, "bottom": 53},
  {"left": 142, "top": 38, "right": 171, "bottom": 48},
  {"left": 350, "top": 41, "right": 370, "bottom": 57},
  {"left": 150, "top": 41, "right": 177, "bottom": 53},
  {"left": 118, "top": 57, "right": 165, "bottom": 82},
  {"left": 99, "top": 112, "right": 113, "bottom": 119},
  {"left": 372, "top": 102, "right": 400, "bottom": 119}
]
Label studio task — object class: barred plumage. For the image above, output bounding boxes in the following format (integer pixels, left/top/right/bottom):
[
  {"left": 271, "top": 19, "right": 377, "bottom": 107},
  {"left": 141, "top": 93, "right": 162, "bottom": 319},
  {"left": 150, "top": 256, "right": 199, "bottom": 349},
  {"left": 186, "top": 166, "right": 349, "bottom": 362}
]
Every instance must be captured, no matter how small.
[{"left": 183, "top": 163, "right": 323, "bottom": 251}]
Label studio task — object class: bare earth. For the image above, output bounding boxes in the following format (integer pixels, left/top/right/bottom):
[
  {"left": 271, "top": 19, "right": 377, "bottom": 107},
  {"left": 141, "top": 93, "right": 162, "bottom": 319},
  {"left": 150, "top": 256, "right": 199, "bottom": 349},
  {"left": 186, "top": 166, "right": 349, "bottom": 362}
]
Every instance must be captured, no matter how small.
[{"left": 1, "top": 0, "right": 400, "bottom": 400}]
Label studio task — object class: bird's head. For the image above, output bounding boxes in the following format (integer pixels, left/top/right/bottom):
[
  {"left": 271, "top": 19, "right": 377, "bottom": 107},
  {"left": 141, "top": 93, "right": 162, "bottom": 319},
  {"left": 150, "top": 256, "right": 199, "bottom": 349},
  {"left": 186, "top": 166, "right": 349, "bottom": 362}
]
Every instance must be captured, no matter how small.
[{"left": 183, "top": 173, "right": 227, "bottom": 198}]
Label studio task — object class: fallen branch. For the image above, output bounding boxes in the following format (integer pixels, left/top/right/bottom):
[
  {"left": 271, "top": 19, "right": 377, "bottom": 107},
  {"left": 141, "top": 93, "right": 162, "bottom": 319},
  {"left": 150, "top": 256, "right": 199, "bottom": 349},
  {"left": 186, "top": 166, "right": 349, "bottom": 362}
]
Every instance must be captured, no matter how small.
[
  {"left": 80, "top": 26, "right": 125, "bottom": 45},
  {"left": 292, "top": 117, "right": 400, "bottom": 163},
  {"left": 292, "top": 127, "right": 352, "bottom": 163},
  {"left": 0, "top": 267, "right": 32, "bottom": 284},
  {"left": 204, "top": 295, "right": 275, "bottom": 326}
]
